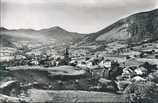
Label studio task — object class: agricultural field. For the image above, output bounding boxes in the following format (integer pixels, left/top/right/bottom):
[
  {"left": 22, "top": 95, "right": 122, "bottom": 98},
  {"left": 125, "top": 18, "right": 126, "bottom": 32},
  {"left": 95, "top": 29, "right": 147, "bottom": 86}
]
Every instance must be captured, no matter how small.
[{"left": 28, "top": 89, "right": 124, "bottom": 102}]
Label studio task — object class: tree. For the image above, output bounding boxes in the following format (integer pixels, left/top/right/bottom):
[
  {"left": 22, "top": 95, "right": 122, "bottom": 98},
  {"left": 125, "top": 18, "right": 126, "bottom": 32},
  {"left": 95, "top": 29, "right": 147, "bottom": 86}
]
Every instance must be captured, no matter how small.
[
  {"left": 108, "top": 62, "right": 122, "bottom": 80},
  {"left": 141, "top": 62, "right": 157, "bottom": 73},
  {"left": 124, "top": 81, "right": 158, "bottom": 102},
  {"left": 85, "top": 57, "right": 90, "bottom": 61}
]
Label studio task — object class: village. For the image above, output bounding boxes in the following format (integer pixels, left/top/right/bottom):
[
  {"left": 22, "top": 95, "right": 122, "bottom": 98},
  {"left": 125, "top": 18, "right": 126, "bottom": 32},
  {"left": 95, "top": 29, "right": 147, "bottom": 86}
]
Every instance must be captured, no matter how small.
[{"left": 1, "top": 40, "right": 158, "bottom": 94}]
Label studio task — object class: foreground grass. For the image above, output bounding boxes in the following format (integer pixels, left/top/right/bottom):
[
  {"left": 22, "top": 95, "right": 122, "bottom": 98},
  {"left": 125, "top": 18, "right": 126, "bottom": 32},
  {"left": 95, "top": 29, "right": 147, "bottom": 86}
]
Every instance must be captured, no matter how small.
[{"left": 28, "top": 89, "right": 124, "bottom": 102}]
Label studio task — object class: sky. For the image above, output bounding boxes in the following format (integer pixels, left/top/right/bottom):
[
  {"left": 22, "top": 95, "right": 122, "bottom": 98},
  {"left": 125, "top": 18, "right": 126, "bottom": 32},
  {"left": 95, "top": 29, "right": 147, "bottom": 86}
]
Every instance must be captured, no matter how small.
[{"left": 1, "top": 0, "right": 158, "bottom": 33}]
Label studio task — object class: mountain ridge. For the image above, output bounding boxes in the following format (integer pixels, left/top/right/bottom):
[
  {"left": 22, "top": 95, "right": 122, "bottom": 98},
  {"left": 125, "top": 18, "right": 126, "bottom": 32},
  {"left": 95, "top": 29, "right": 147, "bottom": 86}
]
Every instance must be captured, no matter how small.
[
  {"left": 1, "top": 9, "right": 158, "bottom": 48},
  {"left": 0, "top": 26, "right": 85, "bottom": 47},
  {"left": 81, "top": 9, "right": 158, "bottom": 44}
]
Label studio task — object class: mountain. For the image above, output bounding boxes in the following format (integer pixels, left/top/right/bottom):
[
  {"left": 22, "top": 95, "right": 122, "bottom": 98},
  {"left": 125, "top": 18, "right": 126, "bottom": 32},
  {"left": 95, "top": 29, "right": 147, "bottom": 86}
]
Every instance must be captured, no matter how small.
[
  {"left": 38, "top": 26, "right": 84, "bottom": 41},
  {"left": 82, "top": 9, "right": 158, "bottom": 44},
  {"left": 0, "top": 27, "right": 9, "bottom": 31},
  {"left": 1, "top": 9, "right": 158, "bottom": 48},
  {"left": 0, "top": 27, "right": 84, "bottom": 47}
]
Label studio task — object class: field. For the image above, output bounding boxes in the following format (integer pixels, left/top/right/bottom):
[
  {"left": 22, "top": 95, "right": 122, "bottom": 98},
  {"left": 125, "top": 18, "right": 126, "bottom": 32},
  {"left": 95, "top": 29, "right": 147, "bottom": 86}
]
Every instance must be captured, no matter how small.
[
  {"left": 28, "top": 89, "right": 124, "bottom": 102},
  {"left": 3, "top": 66, "right": 97, "bottom": 91},
  {"left": 0, "top": 56, "right": 14, "bottom": 61},
  {"left": 122, "top": 59, "right": 144, "bottom": 67},
  {"left": 136, "top": 58, "right": 158, "bottom": 65},
  {"left": 132, "top": 42, "right": 158, "bottom": 51},
  {"left": 8, "top": 66, "right": 85, "bottom": 76}
]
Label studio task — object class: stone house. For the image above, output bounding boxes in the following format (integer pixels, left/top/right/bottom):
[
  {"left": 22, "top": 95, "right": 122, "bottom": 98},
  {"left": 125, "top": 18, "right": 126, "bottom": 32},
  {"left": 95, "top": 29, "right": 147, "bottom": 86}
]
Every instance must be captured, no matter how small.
[{"left": 89, "top": 66, "right": 109, "bottom": 79}]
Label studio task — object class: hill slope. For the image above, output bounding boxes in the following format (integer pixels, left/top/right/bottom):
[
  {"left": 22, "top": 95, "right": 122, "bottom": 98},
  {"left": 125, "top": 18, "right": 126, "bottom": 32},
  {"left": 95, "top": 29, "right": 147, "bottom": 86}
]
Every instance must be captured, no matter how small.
[{"left": 82, "top": 9, "right": 158, "bottom": 44}]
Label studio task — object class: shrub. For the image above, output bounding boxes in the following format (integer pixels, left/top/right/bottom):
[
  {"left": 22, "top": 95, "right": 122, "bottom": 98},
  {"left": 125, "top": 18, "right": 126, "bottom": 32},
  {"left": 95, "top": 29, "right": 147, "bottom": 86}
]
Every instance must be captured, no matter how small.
[
  {"left": 123, "top": 81, "right": 158, "bottom": 102},
  {"left": 152, "top": 71, "right": 158, "bottom": 83},
  {"left": 118, "top": 81, "right": 130, "bottom": 91},
  {"left": 155, "top": 55, "right": 158, "bottom": 59}
]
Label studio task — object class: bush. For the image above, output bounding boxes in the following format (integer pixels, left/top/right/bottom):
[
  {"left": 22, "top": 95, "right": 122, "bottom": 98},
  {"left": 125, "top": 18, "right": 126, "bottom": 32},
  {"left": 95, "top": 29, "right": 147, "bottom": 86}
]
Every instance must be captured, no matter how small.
[
  {"left": 152, "top": 71, "right": 158, "bottom": 83},
  {"left": 155, "top": 55, "right": 158, "bottom": 59},
  {"left": 118, "top": 81, "right": 130, "bottom": 91},
  {"left": 85, "top": 57, "right": 90, "bottom": 61},
  {"left": 124, "top": 81, "right": 158, "bottom": 102},
  {"left": 141, "top": 62, "right": 157, "bottom": 73}
]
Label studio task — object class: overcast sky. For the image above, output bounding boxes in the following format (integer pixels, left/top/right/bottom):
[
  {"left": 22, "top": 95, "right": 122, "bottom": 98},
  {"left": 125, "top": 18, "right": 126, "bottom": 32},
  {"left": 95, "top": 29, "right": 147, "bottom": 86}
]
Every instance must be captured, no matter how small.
[{"left": 1, "top": 0, "right": 158, "bottom": 33}]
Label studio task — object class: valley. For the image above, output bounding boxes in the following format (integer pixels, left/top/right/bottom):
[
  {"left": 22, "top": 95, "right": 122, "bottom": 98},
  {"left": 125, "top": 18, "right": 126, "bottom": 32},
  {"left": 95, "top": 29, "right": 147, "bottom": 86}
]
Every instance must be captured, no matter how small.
[{"left": 1, "top": 8, "right": 158, "bottom": 102}]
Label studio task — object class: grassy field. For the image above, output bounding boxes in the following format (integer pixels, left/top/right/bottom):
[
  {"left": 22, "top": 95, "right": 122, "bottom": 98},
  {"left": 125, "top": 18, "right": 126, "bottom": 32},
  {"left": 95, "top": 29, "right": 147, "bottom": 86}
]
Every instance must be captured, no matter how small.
[
  {"left": 122, "top": 59, "right": 144, "bottom": 67},
  {"left": 0, "top": 56, "right": 14, "bottom": 62},
  {"left": 136, "top": 58, "right": 158, "bottom": 65},
  {"left": 8, "top": 66, "right": 85, "bottom": 76},
  {"left": 3, "top": 66, "right": 97, "bottom": 91},
  {"left": 28, "top": 89, "right": 125, "bottom": 102}
]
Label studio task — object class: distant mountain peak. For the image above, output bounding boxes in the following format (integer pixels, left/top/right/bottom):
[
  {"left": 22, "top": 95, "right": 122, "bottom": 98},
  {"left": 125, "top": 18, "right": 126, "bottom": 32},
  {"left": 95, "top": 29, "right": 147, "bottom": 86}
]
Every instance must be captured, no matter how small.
[
  {"left": 50, "top": 26, "right": 61, "bottom": 29},
  {"left": 48, "top": 26, "right": 66, "bottom": 31},
  {"left": 39, "top": 26, "right": 68, "bottom": 33}
]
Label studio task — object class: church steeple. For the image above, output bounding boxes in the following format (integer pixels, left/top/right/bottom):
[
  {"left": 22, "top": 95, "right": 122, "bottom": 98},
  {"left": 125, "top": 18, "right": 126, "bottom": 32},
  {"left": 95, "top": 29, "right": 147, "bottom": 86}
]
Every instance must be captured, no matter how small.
[
  {"left": 65, "top": 47, "right": 69, "bottom": 56},
  {"left": 64, "top": 47, "right": 70, "bottom": 65}
]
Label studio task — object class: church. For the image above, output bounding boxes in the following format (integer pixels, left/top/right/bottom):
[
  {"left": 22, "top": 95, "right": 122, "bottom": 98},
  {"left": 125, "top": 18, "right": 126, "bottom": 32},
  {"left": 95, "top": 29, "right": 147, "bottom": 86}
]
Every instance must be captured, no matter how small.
[{"left": 63, "top": 47, "right": 71, "bottom": 65}]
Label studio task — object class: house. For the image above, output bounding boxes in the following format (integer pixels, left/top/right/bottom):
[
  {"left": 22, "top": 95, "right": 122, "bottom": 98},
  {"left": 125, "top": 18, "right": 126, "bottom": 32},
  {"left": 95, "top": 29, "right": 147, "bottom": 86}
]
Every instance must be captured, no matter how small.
[
  {"left": 121, "top": 67, "right": 135, "bottom": 80},
  {"left": 134, "top": 66, "right": 147, "bottom": 76},
  {"left": 98, "top": 60, "right": 104, "bottom": 68},
  {"left": 103, "top": 59, "right": 111, "bottom": 68},
  {"left": 87, "top": 61, "right": 93, "bottom": 68},
  {"left": 89, "top": 66, "right": 108, "bottom": 79},
  {"left": 98, "top": 59, "right": 111, "bottom": 68}
]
